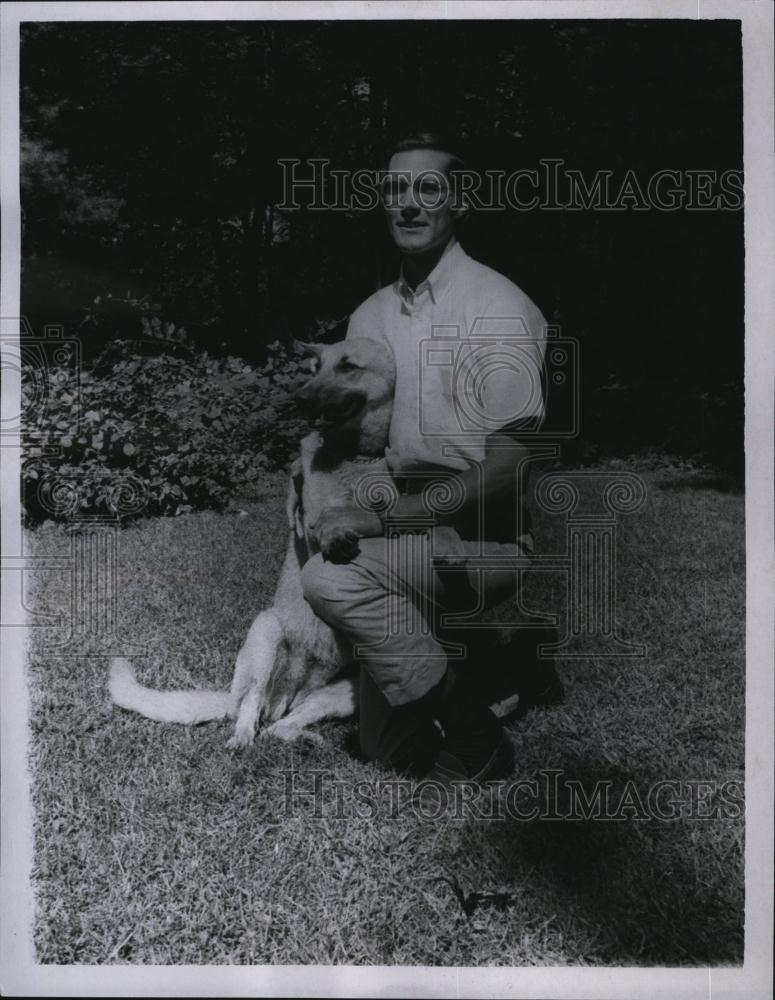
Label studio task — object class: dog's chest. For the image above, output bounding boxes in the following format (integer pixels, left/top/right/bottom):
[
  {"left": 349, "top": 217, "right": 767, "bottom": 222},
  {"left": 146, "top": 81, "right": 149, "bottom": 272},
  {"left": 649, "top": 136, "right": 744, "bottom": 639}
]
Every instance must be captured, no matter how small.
[{"left": 298, "top": 433, "right": 387, "bottom": 528}]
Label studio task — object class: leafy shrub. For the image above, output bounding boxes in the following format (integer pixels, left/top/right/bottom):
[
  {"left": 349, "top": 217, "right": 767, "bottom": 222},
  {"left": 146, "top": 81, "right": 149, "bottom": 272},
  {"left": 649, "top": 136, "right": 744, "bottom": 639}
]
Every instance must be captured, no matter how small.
[{"left": 22, "top": 339, "right": 310, "bottom": 522}]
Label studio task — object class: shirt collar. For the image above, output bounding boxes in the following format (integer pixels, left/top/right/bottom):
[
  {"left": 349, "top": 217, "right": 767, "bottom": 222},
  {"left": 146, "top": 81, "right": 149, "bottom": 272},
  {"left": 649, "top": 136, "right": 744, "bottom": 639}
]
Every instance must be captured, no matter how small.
[{"left": 396, "top": 237, "right": 464, "bottom": 304}]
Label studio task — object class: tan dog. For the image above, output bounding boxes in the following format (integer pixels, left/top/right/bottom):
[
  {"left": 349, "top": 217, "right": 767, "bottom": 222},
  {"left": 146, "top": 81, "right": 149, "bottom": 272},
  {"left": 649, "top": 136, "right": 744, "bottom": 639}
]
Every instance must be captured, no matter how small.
[{"left": 109, "top": 337, "right": 395, "bottom": 745}]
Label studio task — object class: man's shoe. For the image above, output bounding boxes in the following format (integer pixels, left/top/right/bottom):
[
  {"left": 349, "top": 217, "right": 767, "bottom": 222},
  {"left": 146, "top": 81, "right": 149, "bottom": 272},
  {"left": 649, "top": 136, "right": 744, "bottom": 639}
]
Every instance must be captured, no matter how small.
[
  {"left": 405, "top": 669, "right": 516, "bottom": 817},
  {"left": 449, "top": 628, "right": 565, "bottom": 721},
  {"left": 409, "top": 726, "right": 514, "bottom": 817},
  {"left": 513, "top": 659, "right": 564, "bottom": 717},
  {"left": 425, "top": 726, "right": 515, "bottom": 784}
]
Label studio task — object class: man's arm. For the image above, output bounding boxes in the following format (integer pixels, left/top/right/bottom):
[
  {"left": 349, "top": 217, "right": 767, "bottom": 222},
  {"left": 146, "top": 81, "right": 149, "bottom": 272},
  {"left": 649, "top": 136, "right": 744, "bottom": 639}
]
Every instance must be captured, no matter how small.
[
  {"left": 311, "top": 423, "right": 531, "bottom": 560},
  {"left": 384, "top": 423, "right": 530, "bottom": 529}
]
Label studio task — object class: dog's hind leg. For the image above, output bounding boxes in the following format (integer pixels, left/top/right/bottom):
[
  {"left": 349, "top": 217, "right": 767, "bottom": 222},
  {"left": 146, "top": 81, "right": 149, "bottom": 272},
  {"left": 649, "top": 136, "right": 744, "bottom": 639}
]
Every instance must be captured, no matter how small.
[
  {"left": 263, "top": 677, "right": 357, "bottom": 744},
  {"left": 226, "top": 609, "right": 284, "bottom": 749}
]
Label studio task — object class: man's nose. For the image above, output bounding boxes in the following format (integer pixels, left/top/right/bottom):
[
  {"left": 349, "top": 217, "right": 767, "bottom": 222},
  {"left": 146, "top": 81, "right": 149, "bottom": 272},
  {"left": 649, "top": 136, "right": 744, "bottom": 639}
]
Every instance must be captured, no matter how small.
[{"left": 395, "top": 183, "right": 421, "bottom": 213}]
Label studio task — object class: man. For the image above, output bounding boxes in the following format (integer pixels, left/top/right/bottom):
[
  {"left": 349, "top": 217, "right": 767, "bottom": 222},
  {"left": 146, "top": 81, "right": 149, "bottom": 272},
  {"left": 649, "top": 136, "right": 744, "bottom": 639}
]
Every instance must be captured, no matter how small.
[{"left": 301, "top": 132, "right": 549, "bottom": 783}]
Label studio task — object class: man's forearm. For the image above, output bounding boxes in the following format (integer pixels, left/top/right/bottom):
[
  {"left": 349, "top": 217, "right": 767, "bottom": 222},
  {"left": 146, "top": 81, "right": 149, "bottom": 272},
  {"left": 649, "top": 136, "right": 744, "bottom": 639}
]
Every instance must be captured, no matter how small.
[{"left": 388, "top": 432, "right": 529, "bottom": 528}]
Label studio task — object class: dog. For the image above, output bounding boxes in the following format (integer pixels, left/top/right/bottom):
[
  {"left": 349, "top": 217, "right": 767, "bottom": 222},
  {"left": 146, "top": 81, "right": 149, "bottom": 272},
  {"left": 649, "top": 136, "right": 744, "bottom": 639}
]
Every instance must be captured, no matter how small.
[{"left": 109, "top": 336, "right": 395, "bottom": 746}]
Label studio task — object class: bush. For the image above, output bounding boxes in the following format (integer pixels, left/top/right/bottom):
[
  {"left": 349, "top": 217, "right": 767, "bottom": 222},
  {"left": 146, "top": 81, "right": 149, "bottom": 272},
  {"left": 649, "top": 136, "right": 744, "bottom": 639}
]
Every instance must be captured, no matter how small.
[{"left": 22, "top": 339, "right": 310, "bottom": 522}]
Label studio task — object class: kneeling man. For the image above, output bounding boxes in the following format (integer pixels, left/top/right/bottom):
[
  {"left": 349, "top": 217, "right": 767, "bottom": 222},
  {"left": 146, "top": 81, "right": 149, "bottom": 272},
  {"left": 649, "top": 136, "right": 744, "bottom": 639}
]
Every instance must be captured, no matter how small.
[{"left": 302, "top": 133, "right": 548, "bottom": 783}]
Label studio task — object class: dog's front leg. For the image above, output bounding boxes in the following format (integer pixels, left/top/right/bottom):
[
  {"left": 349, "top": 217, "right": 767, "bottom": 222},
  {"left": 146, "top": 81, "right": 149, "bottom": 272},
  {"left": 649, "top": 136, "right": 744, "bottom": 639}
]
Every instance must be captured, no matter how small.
[
  {"left": 226, "top": 609, "right": 284, "bottom": 749},
  {"left": 263, "top": 676, "right": 358, "bottom": 744}
]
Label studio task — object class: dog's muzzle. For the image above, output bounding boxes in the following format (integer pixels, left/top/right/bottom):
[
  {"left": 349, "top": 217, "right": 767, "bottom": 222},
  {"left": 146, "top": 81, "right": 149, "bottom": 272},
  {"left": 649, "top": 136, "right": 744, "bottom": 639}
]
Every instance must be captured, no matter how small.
[{"left": 294, "top": 386, "right": 365, "bottom": 426}]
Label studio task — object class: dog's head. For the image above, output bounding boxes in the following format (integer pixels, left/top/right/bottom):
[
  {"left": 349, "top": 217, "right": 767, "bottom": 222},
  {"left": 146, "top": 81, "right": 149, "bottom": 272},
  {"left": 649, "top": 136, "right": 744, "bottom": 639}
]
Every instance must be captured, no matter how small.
[{"left": 293, "top": 338, "right": 395, "bottom": 456}]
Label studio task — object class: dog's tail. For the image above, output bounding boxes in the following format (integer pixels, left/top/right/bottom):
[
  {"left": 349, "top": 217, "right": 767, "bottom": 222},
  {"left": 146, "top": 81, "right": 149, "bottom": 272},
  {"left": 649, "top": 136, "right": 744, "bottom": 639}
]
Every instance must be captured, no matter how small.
[{"left": 109, "top": 658, "right": 232, "bottom": 724}]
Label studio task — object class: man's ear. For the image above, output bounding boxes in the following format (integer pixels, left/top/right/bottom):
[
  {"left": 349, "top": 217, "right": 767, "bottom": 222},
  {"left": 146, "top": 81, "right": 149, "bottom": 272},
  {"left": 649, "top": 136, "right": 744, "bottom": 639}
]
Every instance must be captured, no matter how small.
[
  {"left": 451, "top": 199, "right": 470, "bottom": 226},
  {"left": 448, "top": 168, "right": 470, "bottom": 224}
]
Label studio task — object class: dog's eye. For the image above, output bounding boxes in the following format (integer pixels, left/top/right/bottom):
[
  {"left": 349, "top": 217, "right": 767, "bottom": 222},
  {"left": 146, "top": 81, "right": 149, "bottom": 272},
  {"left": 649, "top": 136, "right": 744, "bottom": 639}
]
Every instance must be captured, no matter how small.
[{"left": 336, "top": 358, "right": 360, "bottom": 373}]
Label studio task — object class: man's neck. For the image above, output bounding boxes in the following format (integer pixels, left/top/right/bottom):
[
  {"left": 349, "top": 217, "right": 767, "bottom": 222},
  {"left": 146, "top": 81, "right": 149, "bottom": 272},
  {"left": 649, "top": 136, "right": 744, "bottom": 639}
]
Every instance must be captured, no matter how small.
[{"left": 401, "top": 238, "right": 455, "bottom": 291}]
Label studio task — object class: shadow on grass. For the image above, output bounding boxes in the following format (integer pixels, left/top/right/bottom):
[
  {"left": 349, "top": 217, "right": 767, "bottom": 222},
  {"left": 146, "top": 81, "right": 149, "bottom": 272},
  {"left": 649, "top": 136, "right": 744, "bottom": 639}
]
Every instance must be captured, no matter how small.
[{"left": 482, "top": 756, "right": 744, "bottom": 966}]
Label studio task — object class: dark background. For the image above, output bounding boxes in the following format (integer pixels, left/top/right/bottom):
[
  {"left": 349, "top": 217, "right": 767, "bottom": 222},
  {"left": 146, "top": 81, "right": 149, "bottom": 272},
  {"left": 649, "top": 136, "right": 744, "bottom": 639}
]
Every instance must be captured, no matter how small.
[{"left": 20, "top": 19, "right": 744, "bottom": 473}]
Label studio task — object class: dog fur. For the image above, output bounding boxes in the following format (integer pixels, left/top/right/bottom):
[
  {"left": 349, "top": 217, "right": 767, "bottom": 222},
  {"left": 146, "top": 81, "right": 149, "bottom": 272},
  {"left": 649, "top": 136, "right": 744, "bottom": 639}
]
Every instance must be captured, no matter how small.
[{"left": 109, "top": 337, "right": 395, "bottom": 746}]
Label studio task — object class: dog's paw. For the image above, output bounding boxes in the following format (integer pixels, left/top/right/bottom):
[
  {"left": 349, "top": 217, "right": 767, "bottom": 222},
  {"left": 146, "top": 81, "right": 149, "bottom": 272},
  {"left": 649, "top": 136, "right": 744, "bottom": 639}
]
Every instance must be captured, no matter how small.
[
  {"left": 263, "top": 719, "right": 324, "bottom": 745},
  {"left": 312, "top": 509, "right": 364, "bottom": 564},
  {"left": 226, "top": 727, "right": 255, "bottom": 750},
  {"left": 320, "top": 532, "right": 360, "bottom": 564}
]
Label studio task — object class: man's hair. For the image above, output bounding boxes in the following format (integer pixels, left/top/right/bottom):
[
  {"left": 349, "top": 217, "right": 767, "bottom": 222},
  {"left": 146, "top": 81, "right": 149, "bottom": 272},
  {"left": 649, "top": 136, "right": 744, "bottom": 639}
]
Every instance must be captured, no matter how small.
[{"left": 384, "top": 131, "right": 466, "bottom": 175}]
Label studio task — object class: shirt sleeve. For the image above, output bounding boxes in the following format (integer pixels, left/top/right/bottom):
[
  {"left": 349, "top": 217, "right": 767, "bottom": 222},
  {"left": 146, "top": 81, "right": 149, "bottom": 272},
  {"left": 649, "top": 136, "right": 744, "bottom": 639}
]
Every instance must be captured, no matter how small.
[
  {"left": 471, "top": 291, "right": 548, "bottom": 430},
  {"left": 345, "top": 304, "right": 367, "bottom": 341},
  {"left": 345, "top": 287, "right": 394, "bottom": 349},
  {"left": 344, "top": 297, "right": 380, "bottom": 343}
]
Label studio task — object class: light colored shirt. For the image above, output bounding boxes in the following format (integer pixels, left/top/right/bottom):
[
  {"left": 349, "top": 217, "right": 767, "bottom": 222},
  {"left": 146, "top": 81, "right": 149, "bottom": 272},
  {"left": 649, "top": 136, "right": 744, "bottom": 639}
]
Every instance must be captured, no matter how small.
[{"left": 346, "top": 238, "right": 547, "bottom": 475}]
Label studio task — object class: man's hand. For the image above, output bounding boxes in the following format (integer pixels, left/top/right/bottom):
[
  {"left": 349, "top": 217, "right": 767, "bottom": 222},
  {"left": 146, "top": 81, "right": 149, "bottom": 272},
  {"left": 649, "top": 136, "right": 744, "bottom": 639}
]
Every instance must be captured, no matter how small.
[{"left": 312, "top": 505, "right": 383, "bottom": 563}]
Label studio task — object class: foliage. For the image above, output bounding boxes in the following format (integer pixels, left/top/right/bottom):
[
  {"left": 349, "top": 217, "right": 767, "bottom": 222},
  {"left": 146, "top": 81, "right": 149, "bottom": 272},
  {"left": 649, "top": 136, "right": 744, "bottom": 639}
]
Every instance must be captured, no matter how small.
[{"left": 22, "top": 339, "right": 309, "bottom": 522}]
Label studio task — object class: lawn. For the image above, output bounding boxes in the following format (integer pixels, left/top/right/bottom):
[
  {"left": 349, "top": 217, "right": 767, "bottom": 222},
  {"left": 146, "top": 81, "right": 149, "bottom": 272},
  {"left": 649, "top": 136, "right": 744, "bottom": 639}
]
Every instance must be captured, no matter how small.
[{"left": 25, "top": 459, "right": 745, "bottom": 966}]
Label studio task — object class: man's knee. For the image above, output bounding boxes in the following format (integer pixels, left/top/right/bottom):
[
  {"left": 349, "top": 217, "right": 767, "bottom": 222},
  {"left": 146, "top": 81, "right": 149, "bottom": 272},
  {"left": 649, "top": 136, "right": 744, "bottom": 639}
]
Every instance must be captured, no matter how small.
[{"left": 300, "top": 553, "right": 337, "bottom": 611}]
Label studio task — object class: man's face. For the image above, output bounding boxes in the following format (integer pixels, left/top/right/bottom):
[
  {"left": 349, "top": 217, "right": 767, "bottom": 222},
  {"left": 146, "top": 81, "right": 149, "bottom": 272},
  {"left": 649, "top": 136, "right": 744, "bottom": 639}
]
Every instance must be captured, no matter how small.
[{"left": 383, "top": 148, "right": 463, "bottom": 255}]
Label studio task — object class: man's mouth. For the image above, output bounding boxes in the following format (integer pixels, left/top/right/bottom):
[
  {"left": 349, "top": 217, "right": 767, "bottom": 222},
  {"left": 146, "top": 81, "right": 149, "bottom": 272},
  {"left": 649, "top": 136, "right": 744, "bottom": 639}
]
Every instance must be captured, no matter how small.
[{"left": 397, "top": 221, "right": 427, "bottom": 229}]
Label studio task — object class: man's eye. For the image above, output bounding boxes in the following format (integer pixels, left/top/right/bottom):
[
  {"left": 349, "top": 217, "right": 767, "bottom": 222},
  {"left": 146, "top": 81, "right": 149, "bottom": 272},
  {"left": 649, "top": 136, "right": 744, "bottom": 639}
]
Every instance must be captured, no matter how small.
[{"left": 417, "top": 182, "right": 446, "bottom": 201}]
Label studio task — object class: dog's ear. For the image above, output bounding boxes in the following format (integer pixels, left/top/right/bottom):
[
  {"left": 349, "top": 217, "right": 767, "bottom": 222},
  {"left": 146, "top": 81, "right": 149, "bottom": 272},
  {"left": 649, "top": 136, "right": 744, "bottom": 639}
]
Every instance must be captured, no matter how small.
[
  {"left": 293, "top": 340, "right": 324, "bottom": 359},
  {"left": 286, "top": 458, "right": 305, "bottom": 537}
]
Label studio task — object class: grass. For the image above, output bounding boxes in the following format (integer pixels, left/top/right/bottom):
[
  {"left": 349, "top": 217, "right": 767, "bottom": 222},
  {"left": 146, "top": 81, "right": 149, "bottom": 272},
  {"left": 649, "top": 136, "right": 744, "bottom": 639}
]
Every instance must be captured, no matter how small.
[{"left": 25, "top": 459, "right": 744, "bottom": 966}]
